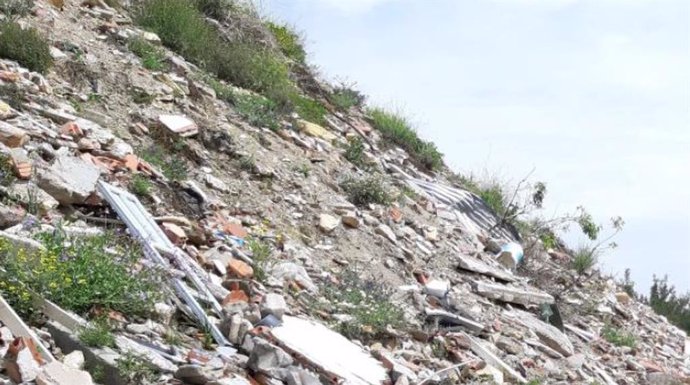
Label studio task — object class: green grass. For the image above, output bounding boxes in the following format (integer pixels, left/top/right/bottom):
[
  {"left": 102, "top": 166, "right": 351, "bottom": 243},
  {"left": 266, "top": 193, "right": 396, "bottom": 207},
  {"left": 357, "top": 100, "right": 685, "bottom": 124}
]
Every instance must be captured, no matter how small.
[
  {"left": 266, "top": 21, "right": 306, "bottom": 63},
  {"left": 0, "top": 21, "right": 53, "bottom": 73},
  {"left": 292, "top": 94, "right": 327, "bottom": 125},
  {"left": 247, "top": 238, "right": 271, "bottom": 282},
  {"left": 134, "top": 0, "right": 295, "bottom": 106},
  {"left": 0, "top": 0, "right": 34, "bottom": 19},
  {"left": 478, "top": 183, "right": 508, "bottom": 216},
  {"left": 601, "top": 325, "right": 636, "bottom": 348},
  {"left": 130, "top": 174, "right": 152, "bottom": 197},
  {"left": 128, "top": 37, "right": 168, "bottom": 71},
  {"left": 571, "top": 246, "right": 597, "bottom": 275},
  {"left": 367, "top": 107, "right": 443, "bottom": 171},
  {"left": 340, "top": 175, "right": 391, "bottom": 207},
  {"left": 344, "top": 137, "right": 366, "bottom": 167},
  {"left": 233, "top": 93, "right": 280, "bottom": 130},
  {"left": 140, "top": 144, "right": 188, "bottom": 181},
  {"left": 116, "top": 352, "right": 158, "bottom": 385},
  {"left": 239, "top": 155, "right": 258, "bottom": 174},
  {"left": 0, "top": 228, "right": 163, "bottom": 318},
  {"left": 79, "top": 319, "right": 116, "bottom": 348}
]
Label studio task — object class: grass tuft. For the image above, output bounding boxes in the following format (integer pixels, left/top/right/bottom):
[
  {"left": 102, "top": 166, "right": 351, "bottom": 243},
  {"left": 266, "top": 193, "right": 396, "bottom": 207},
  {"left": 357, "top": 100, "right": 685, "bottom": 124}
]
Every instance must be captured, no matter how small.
[
  {"left": 79, "top": 319, "right": 116, "bottom": 348},
  {"left": 291, "top": 94, "right": 327, "bottom": 125},
  {"left": 340, "top": 175, "right": 391, "bottom": 207},
  {"left": 571, "top": 246, "right": 597, "bottom": 275},
  {"left": 601, "top": 325, "right": 636, "bottom": 348},
  {"left": 0, "top": 21, "right": 53, "bottom": 73},
  {"left": 266, "top": 21, "right": 306, "bottom": 63},
  {"left": 330, "top": 85, "right": 365, "bottom": 111},
  {"left": 367, "top": 107, "right": 443, "bottom": 171},
  {"left": 128, "top": 37, "right": 168, "bottom": 71}
]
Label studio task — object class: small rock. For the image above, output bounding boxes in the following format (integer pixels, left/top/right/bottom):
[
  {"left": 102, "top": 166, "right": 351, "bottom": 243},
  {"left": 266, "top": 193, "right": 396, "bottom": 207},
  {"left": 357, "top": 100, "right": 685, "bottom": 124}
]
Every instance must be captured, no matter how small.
[
  {"left": 0, "top": 121, "right": 29, "bottom": 147},
  {"left": 0, "top": 101, "right": 14, "bottom": 120},
  {"left": 37, "top": 155, "right": 100, "bottom": 205},
  {"left": 141, "top": 31, "right": 161, "bottom": 44},
  {"left": 36, "top": 361, "right": 93, "bottom": 385},
  {"left": 0, "top": 203, "right": 25, "bottom": 229},
  {"left": 375, "top": 224, "right": 397, "bottom": 243},
  {"left": 161, "top": 222, "right": 187, "bottom": 245},
  {"left": 158, "top": 114, "right": 198, "bottom": 137},
  {"left": 205, "top": 174, "right": 229, "bottom": 192},
  {"left": 318, "top": 213, "right": 339, "bottom": 233},
  {"left": 341, "top": 212, "right": 360, "bottom": 228},
  {"left": 616, "top": 292, "right": 632, "bottom": 305},
  {"left": 62, "top": 351, "right": 85, "bottom": 370},
  {"left": 247, "top": 339, "right": 293, "bottom": 375},
  {"left": 566, "top": 353, "right": 586, "bottom": 370},
  {"left": 424, "top": 279, "right": 450, "bottom": 299},
  {"left": 261, "top": 293, "right": 288, "bottom": 320},
  {"left": 174, "top": 365, "right": 213, "bottom": 385},
  {"left": 4, "top": 337, "right": 44, "bottom": 384}
]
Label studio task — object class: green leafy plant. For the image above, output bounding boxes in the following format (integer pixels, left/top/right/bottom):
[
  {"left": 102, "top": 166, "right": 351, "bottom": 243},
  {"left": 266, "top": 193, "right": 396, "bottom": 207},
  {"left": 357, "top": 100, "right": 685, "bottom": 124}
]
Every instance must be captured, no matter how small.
[
  {"left": 292, "top": 94, "right": 327, "bottom": 125},
  {"left": 321, "top": 269, "right": 404, "bottom": 342},
  {"left": 266, "top": 21, "right": 306, "bottom": 63},
  {"left": 0, "top": 0, "right": 34, "bottom": 19},
  {"left": 233, "top": 93, "right": 280, "bottom": 130},
  {"left": 130, "top": 174, "right": 152, "bottom": 197},
  {"left": 247, "top": 238, "right": 271, "bottom": 282},
  {"left": 128, "top": 37, "right": 168, "bottom": 71},
  {"left": 0, "top": 21, "right": 53, "bottom": 73},
  {"left": 79, "top": 318, "right": 116, "bottom": 348},
  {"left": 0, "top": 228, "right": 163, "bottom": 318},
  {"left": 116, "top": 352, "right": 157, "bottom": 385},
  {"left": 340, "top": 175, "right": 391, "bottom": 207},
  {"left": 330, "top": 84, "right": 365, "bottom": 111},
  {"left": 601, "top": 325, "right": 636, "bottom": 348},
  {"left": 343, "top": 137, "right": 366, "bottom": 167},
  {"left": 367, "top": 107, "right": 443, "bottom": 171}
]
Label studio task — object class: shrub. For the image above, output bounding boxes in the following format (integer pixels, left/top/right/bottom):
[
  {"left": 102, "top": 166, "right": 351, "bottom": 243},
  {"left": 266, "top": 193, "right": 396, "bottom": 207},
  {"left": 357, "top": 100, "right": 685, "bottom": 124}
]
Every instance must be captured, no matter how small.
[
  {"left": 340, "top": 175, "right": 391, "bottom": 207},
  {"left": 367, "top": 107, "right": 443, "bottom": 171},
  {"left": 292, "top": 94, "right": 327, "bottom": 125},
  {"left": 571, "top": 246, "right": 597, "bottom": 275},
  {"left": 0, "top": 228, "right": 163, "bottom": 318},
  {"left": 79, "top": 319, "right": 116, "bottom": 348},
  {"left": 648, "top": 275, "right": 690, "bottom": 334},
  {"left": 233, "top": 93, "right": 280, "bottom": 130},
  {"left": 128, "top": 37, "right": 168, "bottom": 71},
  {"left": 130, "top": 174, "right": 152, "bottom": 197},
  {"left": 0, "top": 21, "right": 53, "bottom": 73},
  {"left": 344, "top": 137, "right": 366, "bottom": 167},
  {"left": 238, "top": 155, "right": 258, "bottom": 174},
  {"left": 134, "top": 0, "right": 294, "bottom": 105},
  {"left": 321, "top": 269, "right": 404, "bottom": 342},
  {"left": 0, "top": 0, "right": 34, "bottom": 19},
  {"left": 330, "top": 85, "right": 365, "bottom": 111},
  {"left": 266, "top": 21, "right": 306, "bottom": 63},
  {"left": 601, "top": 325, "right": 636, "bottom": 348},
  {"left": 478, "top": 183, "right": 508, "bottom": 216},
  {"left": 193, "top": 0, "right": 230, "bottom": 20}
]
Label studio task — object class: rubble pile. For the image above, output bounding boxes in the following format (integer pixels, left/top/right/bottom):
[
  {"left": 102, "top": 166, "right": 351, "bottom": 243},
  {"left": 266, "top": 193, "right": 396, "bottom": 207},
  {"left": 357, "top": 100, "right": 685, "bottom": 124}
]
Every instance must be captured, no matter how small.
[{"left": 0, "top": 1, "right": 686, "bottom": 385}]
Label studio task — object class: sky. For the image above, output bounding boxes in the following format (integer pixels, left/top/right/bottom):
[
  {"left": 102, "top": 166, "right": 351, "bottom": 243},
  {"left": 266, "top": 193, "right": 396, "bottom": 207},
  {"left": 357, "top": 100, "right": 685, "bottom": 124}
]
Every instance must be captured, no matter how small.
[{"left": 261, "top": 0, "right": 690, "bottom": 292}]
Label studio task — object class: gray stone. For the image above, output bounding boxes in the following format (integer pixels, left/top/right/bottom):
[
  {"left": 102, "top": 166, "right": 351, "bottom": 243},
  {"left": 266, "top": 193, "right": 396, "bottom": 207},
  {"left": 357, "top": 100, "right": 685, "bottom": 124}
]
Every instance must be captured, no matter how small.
[
  {"left": 35, "top": 362, "right": 93, "bottom": 385},
  {"left": 474, "top": 281, "right": 554, "bottom": 306},
  {"left": 247, "top": 339, "right": 293, "bottom": 375},
  {"left": 62, "top": 350, "right": 85, "bottom": 370},
  {"left": 507, "top": 310, "right": 574, "bottom": 357},
  {"left": 375, "top": 224, "right": 397, "bottom": 243},
  {"left": 206, "top": 377, "right": 252, "bottom": 385},
  {"left": 496, "top": 337, "right": 523, "bottom": 355},
  {"left": 8, "top": 183, "right": 59, "bottom": 213},
  {"left": 341, "top": 212, "right": 360, "bottom": 228},
  {"left": 270, "top": 262, "right": 317, "bottom": 292},
  {"left": 205, "top": 174, "right": 229, "bottom": 192},
  {"left": 37, "top": 155, "right": 100, "bottom": 205},
  {"left": 319, "top": 213, "right": 340, "bottom": 233},
  {"left": 174, "top": 365, "right": 214, "bottom": 385},
  {"left": 566, "top": 353, "right": 586, "bottom": 370},
  {"left": 261, "top": 293, "right": 288, "bottom": 320},
  {"left": 0, "top": 203, "right": 25, "bottom": 229}
]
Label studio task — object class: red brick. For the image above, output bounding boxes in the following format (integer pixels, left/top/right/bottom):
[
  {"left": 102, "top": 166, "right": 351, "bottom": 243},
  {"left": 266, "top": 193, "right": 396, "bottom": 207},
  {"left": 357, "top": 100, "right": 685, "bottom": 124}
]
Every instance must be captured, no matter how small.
[
  {"left": 224, "top": 223, "right": 248, "bottom": 238},
  {"left": 227, "top": 259, "right": 253, "bottom": 279},
  {"left": 222, "top": 290, "right": 249, "bottom": 305}
]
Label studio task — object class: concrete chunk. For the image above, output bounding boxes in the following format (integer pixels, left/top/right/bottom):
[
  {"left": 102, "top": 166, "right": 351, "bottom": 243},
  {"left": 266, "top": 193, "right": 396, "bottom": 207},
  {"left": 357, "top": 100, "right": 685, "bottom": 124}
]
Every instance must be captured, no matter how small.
[
  {"left": 159, "top": 115, "right": 198, "bottom": 137},
  {"left": 37, "top": 155, "right": 100, "bottom": 205},
  {"left": 36, "top": 361, "right": 93, "bottom": 385},
  {"left": 506, "top": 310, "right": 574, "bottom": 357},
  {"left": 457, "top": 254, "right": 516, "bottom": 282},
  {"left": 474, "top": 281, "right": 554, "bottom": 306}
]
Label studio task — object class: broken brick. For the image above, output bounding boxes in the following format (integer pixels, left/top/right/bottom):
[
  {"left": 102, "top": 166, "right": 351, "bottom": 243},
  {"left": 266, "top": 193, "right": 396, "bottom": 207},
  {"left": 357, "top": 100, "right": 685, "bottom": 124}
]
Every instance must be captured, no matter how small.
[
  {"left": 59, "top": 121, "right": 83, "bottom": 138},
  {"left": 0, "top": 121, "right": 29, "bottom": 148},
  {"left": 10, "top": 149, "right": 32, "bottom": 180},
  {"left": 389, "top": 207, "right": 403, "bottom": 223},
  {"left": 224, "top": 223, "right": 248, "bottom": 238},
  {"left": 123, "top": 154, "right": 139, "bottom": 172},
  {"left": 228, "top": 259, "right": 253, "bottom": 279},
  {"left": 222, "top": 290, "right": 249, "bottom": 305},
  {"left": 162, "top": 222, "right": 187, "bottom": 245}
]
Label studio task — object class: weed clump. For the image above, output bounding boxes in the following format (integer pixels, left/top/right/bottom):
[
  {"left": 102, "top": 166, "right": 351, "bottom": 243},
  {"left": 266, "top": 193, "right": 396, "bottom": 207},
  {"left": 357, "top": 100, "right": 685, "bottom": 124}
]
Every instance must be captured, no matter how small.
[
  {"left": 140, "top": 144, "right": 188, "bottom": 181},
  {"left": 367, "top": 107, "right": 443, "bottom": 171},
  {"left": 344, "top": 137, "right": 366, "bottom": 168},
  {"left": 0, "top": 21, "right": 53, "bottom": 73},
  {"left": 571, "top": 246, "right": 597, "bottom": 275},
  {"left": 134, "top": 0, "right": 294, "bottom": 106},
  {"left": 128, "top": 37, "right": 168, "bottom": 71},
  {"left": 321, "top": 269, "right": 404, "bottom": 342},
  {"left": 0, "top": 0, "right": 34, "bottom": 19},
  {"left": 291, "top": 94, "right": 327, "bottom": 125},
  {"left": 340, "top": 175, "right": 391, "bottom": 207},
  {"left": 601, "top": 325, "right": 636, "bottom": 348},
  {"left": 266, "top": 21, "right": 306, "bottom": 63},
  {"left": 247, "top": 238, "right": 271, "bottom": 282},
  {"left": 130, "top": 174, "right": 152, "bottom": 197},
  {"left": 233, "top": 93, "right": 280, "bottom": 130},
  {"left": 330, "top": 85, "right": 365, "bottom": 111},
  {"left": 116, "top": 352, "right": 158, "bottom": 385},
  {"left": 79, "top": 319, "right": 116, "bottom": 348},
  {"left": 0, "top": 228, "right": 163, "bottom": 318}
]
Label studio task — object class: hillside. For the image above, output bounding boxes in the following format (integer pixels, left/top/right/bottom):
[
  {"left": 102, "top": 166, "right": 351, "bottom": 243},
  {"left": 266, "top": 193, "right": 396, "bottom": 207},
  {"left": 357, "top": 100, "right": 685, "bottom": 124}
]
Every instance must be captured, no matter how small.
[{"left": 0, "top": 1, "right": 687, "bottom": 384}]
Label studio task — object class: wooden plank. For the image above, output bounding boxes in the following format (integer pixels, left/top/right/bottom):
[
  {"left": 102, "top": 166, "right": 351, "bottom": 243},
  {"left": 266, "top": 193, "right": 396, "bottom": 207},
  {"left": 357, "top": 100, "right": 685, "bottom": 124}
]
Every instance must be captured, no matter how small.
[{"left": 0, "top": 294, "right": 54, "bottom": 362}]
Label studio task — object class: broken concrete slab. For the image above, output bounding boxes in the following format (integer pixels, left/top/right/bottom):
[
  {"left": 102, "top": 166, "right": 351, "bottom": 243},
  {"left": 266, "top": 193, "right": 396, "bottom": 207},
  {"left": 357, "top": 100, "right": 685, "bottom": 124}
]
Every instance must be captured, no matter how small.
[
  {"left": 248, "top": 338, "right": 294, "bottom": 376},
  {"left": 36, "top": 361, "right": 94, "bottom": 385},
  {"left": 261, "top": 293, "right": 288, "bottom": 320},
  {"left": 270, "top": 316, "right": 389, "bottom": 385},
  {"left": 474, "top": 281, "right": 554, "bottom": 306},
  {"left": 457, "top": 254, "right": 516, "bottom": 282},
  {"left": 506, "top": 310, "right": 574, "bottom": 357},
  {"left": 462, "top": 332, "right": 528, "bottom": 384},
  {"left": 158, "top": 114, "right": 199, "bottom": 137},
  {"left": 37, "top": 155, "right": 100, "bottom": 205}
]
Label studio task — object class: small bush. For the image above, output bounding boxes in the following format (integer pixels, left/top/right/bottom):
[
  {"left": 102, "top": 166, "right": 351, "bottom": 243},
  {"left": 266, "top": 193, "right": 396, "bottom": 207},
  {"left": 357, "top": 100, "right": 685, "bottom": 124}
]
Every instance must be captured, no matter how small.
[
  {"left": 238, "top": 155, "right": 258, "bottom": 174},
  {"left": 0, "top": 82, "right": 26, "bottom": 110},
  {"left": 292, "top": 94, "right": 327, "bottom": 125},
  {"left": 79, "top": 319, "right": 115, "bottom": 348},
  {"left": 322, "top": 269, "right": 404, "bottom": 342},
  {"left": 116, "top": 352, "right": 158, "bottom": 385},
  {"left": 601, "top": 325, "right": 636, "bottom": 348},
  {"left": 128, "top": 37, "right": 168, "bottom": 71},
  {"left": 0, "top": 21, "right": 53, "bottom": 73},
  {"left": 344, "top": 137, "right": 366, "bottom": 167},
  {"left": 478, "top": 183, "right": 508, "bottom": 216},
  {"left": 330, "top": 85, "right": 365, "bottom": 111},
  {"left": 571, "top": 246, "right": 597, "bottom": 275},
  {"left": 367, "top": 107, "right": 443, "bottom": 171},
  {"left": 134, "top": 0, "right": 294, "bottom": 106},
  {"left": 266, "top": 21, "right": 306, "bottom": 63},
  {"left": 130, "top": 174, "right": 152, "bottom": 197},
  {"left": 0, "top": 228, "right": 163, "bottom": 318},
  {"left": 233, "top": 93, "right": 280, "bottom": 130},
  {"left": 0, "top": 0, "right": 34, "bottom": 19},
  {"left": 340, "top": 175, "right": 391, "bottom": 207}
]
